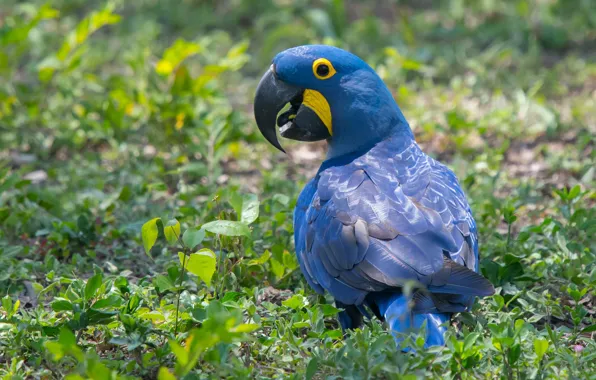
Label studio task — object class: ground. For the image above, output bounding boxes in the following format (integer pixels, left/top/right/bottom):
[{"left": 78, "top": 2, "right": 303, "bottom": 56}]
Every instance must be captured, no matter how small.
[{"left": 0, "top": 1, "right": 595, "bottom": 379}]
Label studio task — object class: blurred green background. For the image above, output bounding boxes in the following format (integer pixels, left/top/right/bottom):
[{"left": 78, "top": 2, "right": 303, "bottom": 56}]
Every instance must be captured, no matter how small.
[{"left": 0, "top": 0, "right": 594, "bottom": 379}]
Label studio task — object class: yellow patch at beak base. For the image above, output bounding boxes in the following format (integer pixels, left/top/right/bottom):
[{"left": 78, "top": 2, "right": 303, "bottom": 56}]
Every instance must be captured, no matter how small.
[{"left": 302, "top": 89, "right": 332, "bottom": 135}]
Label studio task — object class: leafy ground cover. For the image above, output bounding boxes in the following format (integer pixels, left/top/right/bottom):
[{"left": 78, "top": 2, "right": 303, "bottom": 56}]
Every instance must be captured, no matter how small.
[{"left": 0, "top": 0, "right": 594, "bottom": 378}]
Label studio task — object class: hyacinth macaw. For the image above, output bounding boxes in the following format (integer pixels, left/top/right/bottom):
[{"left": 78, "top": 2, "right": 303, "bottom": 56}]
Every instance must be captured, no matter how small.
[{"left": 253, "top": 45, "right": 494, "bottom": 348}]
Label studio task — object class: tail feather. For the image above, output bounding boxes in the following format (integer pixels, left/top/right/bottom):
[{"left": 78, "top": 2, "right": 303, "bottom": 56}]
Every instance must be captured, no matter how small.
[
  {"left": 429, "top": 257, "right": 495, "bottom": 296},
  {"left": 372, "top": 293, "right": 450, "bottom": 349}
]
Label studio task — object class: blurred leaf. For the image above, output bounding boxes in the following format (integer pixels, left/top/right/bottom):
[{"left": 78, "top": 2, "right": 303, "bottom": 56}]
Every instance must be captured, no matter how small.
[
  {"left": 170, "top": 328, "right": 220, "bottom": 377},
  {"left": 247, "top": 250, "right": 271, "bottom": 266},
  {"left": 57, "top": 4, "right": 121, "bottom": 62},
  {"left": 270, "top": 258, "right": 284, "bottom": 279},
  {"left": 154, "top": 275, "right": 176, "bottom": 293},
  {"left": 534, "top": 338, "right": 549, "bottom": 361},
  {"left": 172, "top": 65, "right": 193, "bottom": 94},
  {"left": 84, "top": 272, "right": 102, "bottom": 300},
  {"left": 306, "top": 357, "right": 319, "bottom": 380},
  {"left": 157, "top": 368, "right": 176, "bottom": 380},
  {"left": 231, "top": 323, "right": 259, "bottom": 333},
  {"left": 164, "top": 219, "right": 181, "bottom": 244},
  {"left": 141, "top": 218, "right": 160, "bottom": 257},
  {"left": 156, "top": 39, "right": 202, "bottom": 76},
  {"left": 229, "top": 193, "right": 260, "bottom": 224},
  {"left": 282, "top": 250, "right": 299, "bottom": 270},
  {"left": 182, "top": 227, "right": 206, "bottom": 250},
  {"left": 282, "top": 294, "right": 308, "bottom": 310},
  {"left": 319, "top": 304, "right": 340, "bottom": 317},
  {"left": 240, "top": 194, "right": 260, "bottom": 224},
  {"left": 51, "top": 299, "right": 73, "bottom": 312},
  {"left": 139, "top": 311, "right": 165, "bottom": 322},
  {"left": 180, "top": 249, "right": 217, "bottom": 286},
  {"left": 44, "top": 328, "right": 84, "bottom": 362},
  {"left": 202, "top": 220, "right": 250, "bottom": 237},
  {"left": 272, "top": 194, "right": 290, "bottom": 206}
]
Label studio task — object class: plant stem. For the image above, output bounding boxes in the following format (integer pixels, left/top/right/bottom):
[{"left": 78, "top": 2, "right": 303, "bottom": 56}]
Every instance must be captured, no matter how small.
[
  {"left": 216, "top": 234, "right": 226, "bottom": 297},
  {"left": 175, "top": 252, "right": 188, "bottom": 335}
]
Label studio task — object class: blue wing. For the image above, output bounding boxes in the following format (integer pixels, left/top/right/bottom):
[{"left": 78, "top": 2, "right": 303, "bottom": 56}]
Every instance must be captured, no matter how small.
[{"left": 293, "top": 140, "right": 493, "bottom": 311}]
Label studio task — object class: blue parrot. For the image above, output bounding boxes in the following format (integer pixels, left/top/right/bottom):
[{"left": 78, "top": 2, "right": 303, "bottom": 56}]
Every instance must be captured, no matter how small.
[{"left": 253, "top": 45, "right": 494, "bottom": 348}]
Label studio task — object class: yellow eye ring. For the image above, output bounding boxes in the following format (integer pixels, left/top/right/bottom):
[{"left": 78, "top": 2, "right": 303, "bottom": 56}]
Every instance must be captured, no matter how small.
[{"left": 312, "top": 58, "right": 336, "bottom": 80}]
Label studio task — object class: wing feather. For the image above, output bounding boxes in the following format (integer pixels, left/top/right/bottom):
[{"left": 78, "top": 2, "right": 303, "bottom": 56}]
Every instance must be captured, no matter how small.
[{"left": 293, "top": 140, "right": 493, "bottom": 308}]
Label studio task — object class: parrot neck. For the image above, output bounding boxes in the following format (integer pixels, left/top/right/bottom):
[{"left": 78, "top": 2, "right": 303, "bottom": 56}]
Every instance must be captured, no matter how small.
[{"left": 324, "top": 69, "right": 414, "bottom": 160}]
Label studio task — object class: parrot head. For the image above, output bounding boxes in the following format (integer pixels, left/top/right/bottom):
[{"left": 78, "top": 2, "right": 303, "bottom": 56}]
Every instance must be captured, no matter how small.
[{"left": 254, "top": 45, "right": 412, "bottom": 158}]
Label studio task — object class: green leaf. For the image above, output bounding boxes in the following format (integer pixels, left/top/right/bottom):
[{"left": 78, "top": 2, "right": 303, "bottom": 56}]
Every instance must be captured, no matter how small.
[
  {"left": 202, "top": 220, "right": 250, "bottom": 237},
  {"left": 305, "top": 357, "right": 319, "bottom": 380},
  {"left": 272, "top": 193, "right": 290, "bottom": 206},
  {"left": 229, "top": 192, "right": 243, "bottom": 219},
  {"left": 221, "top": 292, "right": 244, "bottom": 303},
  {"left": 156, "top": 39, "right": 202, "bottom": 75},
  {"left": 1, "top": 296, "right": 13, "bottom": 314},
  {"left": 247, "top": 250, "right": 271, "bottom": 266},
  {"left": 324, "top": 329, "right": 343, "bottom": 339},
  {"left": 230, "top": 193, "right": 260, "bottom": 224},
  {"left": 568, "top": 184, "right": 581, "bottom": 199},
  {"left": 534, "top": 338, "right": 548, "bottom": 361},
  {"left": 282, "top": 250, "right": 299, "bottom": 270},
  {"left": 182, "top": 227, "right": 205, "bottom": 249},
  {"left": 37, "top": 4, "right": 60, "bottom": 20},
  {"left": 118, "top": 185, "right": 132, "bottom": 202},
  {"left": 51, "top": 299, "right": 74, "bottom": 312},
  {"left": 180, "top": 249, "right": 217, "bottom": 286},
  {"left": 157, "top": 368, "right": 177, "bottom": 380},
  {"left": 127, "top": 294, "right": 141, "bottom": 314},
  {"left": 170, "top": 329, "right": 216, "bottom": 376},
  {"left": 44, "top": 341, "right": 65, "bottom": 361},
  {"left": 56, "top": 4, "right": 120, "bottom": 62},
  {"left": 270, "top": 258, "right": 285, "bottom": 279},
  {"left": 240, "top": 194, "right": 260, "bottom": 224},
  {"left": 141, "top": 218, "right": 160, "bottom": 257},
  {"left": 401, "top": 376, "right": 418, "bottom": 380},
  {"left": 292, "top": 321, "right": 310, "bottom": 329},
  {"left": 545, "top": 323, "right": 556, "bottom": 345},
  {"left": 139, "top": 311, "right": 165, "bottom": 322},
  {"left": 172, "top": 64, "right": 192, "bottom": 94},
  {"left": 581, "top": 324, "right": 596, "bottom": 333},
  {"left": 231, "top": 323, "right": 259, "bottom": 333},
  {"left": 64, "top": 375, "right": 85, "bottom": 380},
  {"left": 92, "top": 295, "right": 122, "bottom": 309},
  {"left": 164, "top": 219, "right": 181, "bottom": 244},
  {"left": 169, "top": 339, "right": 189, "bottom": 368},
  {"left": 508, "top": 343, "right": 521, "bottom": 365},
  {"left": 319, "top": 304, "right": 340, "bottom": 317},
  {"left": 83, "top": 356, "right": 112, "bottom": 379},
  {"left": 84, "top": 272, "right": 102, "bottom": 301},
  {"left": 87, "top": 308, "right": 118, "bottom": 325},
  {"left": 463, "top": 332, "right": 480, "bottom": 354},
  {"left": 282, "top": 294, "right": 308, "bottom": 310},
  {"left": 45, "top": 328, "right": 84, "bottom": 362},
  {"left": 154, "top": 275, "right": 176, "bottom": 292}
]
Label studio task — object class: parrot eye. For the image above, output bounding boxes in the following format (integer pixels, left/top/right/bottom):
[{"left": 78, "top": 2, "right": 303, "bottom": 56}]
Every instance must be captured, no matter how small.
[{"left": 312, "top": 58, "right": 336, "bottom": 80}]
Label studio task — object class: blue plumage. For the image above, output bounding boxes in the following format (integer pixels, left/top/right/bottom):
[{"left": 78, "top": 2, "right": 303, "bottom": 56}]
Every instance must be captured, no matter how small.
[
  {"left": 371, "top": 293, "right": 451, "bottom": 348},
  {"left": 294, "top": 137, "right": 493, "bottom": 347},
  {"left": 255, "top": 45, "right": 494, "bottom": 348}
]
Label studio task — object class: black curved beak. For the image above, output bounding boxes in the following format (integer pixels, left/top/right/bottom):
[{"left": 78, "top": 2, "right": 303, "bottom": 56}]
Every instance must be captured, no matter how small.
[{"left": 254, "top": 67, "right": 331, "bottom": 153}]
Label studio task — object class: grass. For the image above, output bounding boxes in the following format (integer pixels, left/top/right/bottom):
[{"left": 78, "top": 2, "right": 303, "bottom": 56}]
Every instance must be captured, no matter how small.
[{"left": 0, "top": 0, "right": 594, "bottom": 379}]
